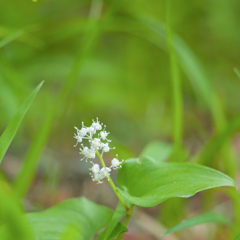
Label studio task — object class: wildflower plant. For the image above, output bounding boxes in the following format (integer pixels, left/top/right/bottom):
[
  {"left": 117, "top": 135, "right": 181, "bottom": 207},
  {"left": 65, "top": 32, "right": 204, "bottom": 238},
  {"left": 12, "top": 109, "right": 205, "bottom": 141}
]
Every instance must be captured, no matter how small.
[
  {"left": 73, "top": 118, "right": 127, "bottom": 212},
  {"left": 74, "top": 118, "right": 124, "bottom": 184},
  {"left": 0, "top": 0, "right": 240, "bottom": 238}
]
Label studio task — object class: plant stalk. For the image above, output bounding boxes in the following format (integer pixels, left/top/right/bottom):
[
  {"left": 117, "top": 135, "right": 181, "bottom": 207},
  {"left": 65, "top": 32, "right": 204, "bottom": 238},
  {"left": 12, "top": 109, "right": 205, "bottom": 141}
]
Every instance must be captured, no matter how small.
[
  {"left": 96, "top": 150, "right": 129, "bottom": 212},
  {"left": 166, "top": 0, "right": 183, "bottom": 148}
]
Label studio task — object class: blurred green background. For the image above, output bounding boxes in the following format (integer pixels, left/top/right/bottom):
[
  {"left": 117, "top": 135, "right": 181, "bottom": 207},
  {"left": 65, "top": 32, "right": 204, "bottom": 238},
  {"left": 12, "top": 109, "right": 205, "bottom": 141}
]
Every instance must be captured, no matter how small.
[{"left": 0, "top": 0, "right": 240, "bottom": 239}]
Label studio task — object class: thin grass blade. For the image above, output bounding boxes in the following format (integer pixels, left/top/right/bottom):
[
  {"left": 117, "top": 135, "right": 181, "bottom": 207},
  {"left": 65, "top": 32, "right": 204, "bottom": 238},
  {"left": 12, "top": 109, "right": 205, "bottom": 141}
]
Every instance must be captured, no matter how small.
[
  {"left": 162, "top": 212, "right": 231, "bottom": 236},
  {"left": 0, "top": 81, "right": 43, "bottom": 164}
]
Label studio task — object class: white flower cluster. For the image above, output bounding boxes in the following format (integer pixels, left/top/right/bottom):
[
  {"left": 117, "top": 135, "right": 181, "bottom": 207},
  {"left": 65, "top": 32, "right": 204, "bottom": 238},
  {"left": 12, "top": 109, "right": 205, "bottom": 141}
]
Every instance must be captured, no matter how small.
[{"left": 74, "top": 118, "right": 124, "bottom": 184}]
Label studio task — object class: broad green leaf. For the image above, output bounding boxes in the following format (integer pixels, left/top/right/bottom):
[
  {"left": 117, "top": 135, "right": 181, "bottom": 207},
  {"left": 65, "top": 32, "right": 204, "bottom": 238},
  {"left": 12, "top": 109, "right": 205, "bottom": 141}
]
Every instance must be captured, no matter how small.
[
  {"left": 117, "top": 157, "right": 235, "bottom": 207},
  {"left": 0, "top": 81, "right": 43, "bottom": 164},
  {"left": 26, "top": 197, "right": 113, "bottom": 240},
  {"left": 234, "top": 233, "right": 240, "bottom": 240},
  {"left": 140, "top": 141, "right": 173, "bottom": 162},
  {"left": 60, "top": 226, "right": 82, "bottom": 240},
  {"left": 162, "top": 212, "right": 231, "bottom": 236},
  {"left": 97, "top": 202, "right": 126, "bottom": 240}
]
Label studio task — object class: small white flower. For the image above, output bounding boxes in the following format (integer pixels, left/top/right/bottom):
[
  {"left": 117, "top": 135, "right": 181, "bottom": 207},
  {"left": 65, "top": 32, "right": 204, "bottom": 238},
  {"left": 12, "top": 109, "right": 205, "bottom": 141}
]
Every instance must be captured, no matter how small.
[
  {"left": 80, "top": 146, "right": 96, "bottom": 161},
  {"left": 91, "top": 117, "right": 102, "bottom": 130},
  {"left": 101, "top": 143, "right": 110, "bottom": 152},
  {"left": 86, "top": 126, "right": 96, "bottom": 136},
  {"left": 101, "top": 142, "right": 115, "bottom": 153},
  {"left": 78, "top": 128, "right": 88, "bottom": 137},
  {"left": 100, "top": 130, "right": 109, "bottom": 140},
  {"left": 111, "top": 158, "right": 124, "bottom": 170},
  {"left": 73, "top": 126, "right": 89, "bottom": 146},
  {"left": 81, "top": 146, "right": 89, "bottom": 155},
  {"left": 86, "top": 150, "right": 95, "bottom": 159},
  {"left": 73, "top": 133, "right": 82, "bottom": 146},
  {"left": 91, "top": 172, "right": 103, "bottom": 184},
  {"left": 90, "top": 163, "right": 100, "bottom": 173},
  {"left": 99, "top": 167, "right": 111, "bottom": 180},
  {"left": 91, "top": 138, "right": 101, "bottom": 150},
  {"left": 89, "top": 162, "right": 105, "bottom": 184}
]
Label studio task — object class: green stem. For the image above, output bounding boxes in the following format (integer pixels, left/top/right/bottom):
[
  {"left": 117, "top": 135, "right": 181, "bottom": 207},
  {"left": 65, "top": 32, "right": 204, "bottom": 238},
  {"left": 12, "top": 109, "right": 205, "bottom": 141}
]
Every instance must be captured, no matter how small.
[
  {"left": 116, "top": 205, "right": 134, "bottom": 240},
  {"left": 166, "top": 0, "right": 183, "bottom": 148},
  {"left": 95, "top": 150, "right": 129, "bottom": 211}
]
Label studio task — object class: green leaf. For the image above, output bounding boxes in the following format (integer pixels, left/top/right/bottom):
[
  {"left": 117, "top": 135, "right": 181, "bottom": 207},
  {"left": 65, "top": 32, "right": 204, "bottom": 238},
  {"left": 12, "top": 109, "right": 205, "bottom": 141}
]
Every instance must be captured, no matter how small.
[
  {"left": 117, "top": 157, "right": 235, "bottom": 207},
  {"left": 140, "top": 141, "right": 173, "bottom": 162},
  {"left": 234, "top": 233, "right": 240, "bottom": 240},
  {"left": 97, "top": 202, "right": 127, "bottom": 240},
  {"left": 0, "top": 81, "right": 43, "bottom": 164},
  {"left": 60, "top": 226, "right": 81, "bottom": 240},
  {"left": 98, "top": 222, "right": 128, "bottom": 240},
  {"left": 107, "top": 223, "right": 128, "bottom": 240},
  {"left": 26, "top": 197, "right": 113, "bottom": 240},
  {"left": 162, "top": 212, "right": 231, "bottom": 236}
]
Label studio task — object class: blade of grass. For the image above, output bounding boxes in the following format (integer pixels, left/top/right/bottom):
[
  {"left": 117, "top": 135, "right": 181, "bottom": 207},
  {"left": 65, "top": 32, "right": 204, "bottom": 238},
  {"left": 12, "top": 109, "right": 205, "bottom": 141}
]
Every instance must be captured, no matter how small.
[
  {"left": 0, "top": 29, "right": 24, "bottom": 49},
  {"left": 234, "top": 68, "right": 240, "bottom": 79},
  {"left": 165, "top": 0, "right": 183, "bottom": 150},
  {"left": 197, "top": 114, "right": 240, "bottom": 169},
  {"left": 0, "top": 81, "right": 43, "bottom": 164},
  {"left": 221, "top": 189, "right": 240, "bottom": 238}
]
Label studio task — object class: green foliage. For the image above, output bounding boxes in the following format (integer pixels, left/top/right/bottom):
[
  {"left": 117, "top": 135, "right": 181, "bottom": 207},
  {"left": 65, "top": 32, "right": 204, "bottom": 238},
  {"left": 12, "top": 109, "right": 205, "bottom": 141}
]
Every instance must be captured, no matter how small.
[
  {"left": 117, "top": 157, "right": 235, "bottom": 207},
  {"left": 234, "top": 233, "right": 240, "bottom": 240},
  {"left": 12, "top": 0, "right": 121, "bottom": 200},
  {"left": 141, "top": 17, "right": 225, "bottom": 128},
  {"left": 0, "top": 81, "right": 43, "bottom": 164},
  {"left": 98, "top": 223, "right": 128, "bottom": 240},
  {"left": 97, "top": 202, "right": 127, "bottom": 240},
  {"left": 0, "top": 1, "right": 239, "bottom": 239},
  {"left": 162, "top": 212, "right": 231, "bottom": 236},
  {"left": 140, "top": 140, "right": 173, "bottom": 161},
  {"left": 0, "top": 185, "right": 34, "bottom": 240},
  {"left": 26, "top": 197, "right": 113, "bottom": 240},
  {"left": 59, "top": 227, "right": 79, "bottom": 240},
  {"left": 197, "top": 114, "right": 240, "bottom": 166}
]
